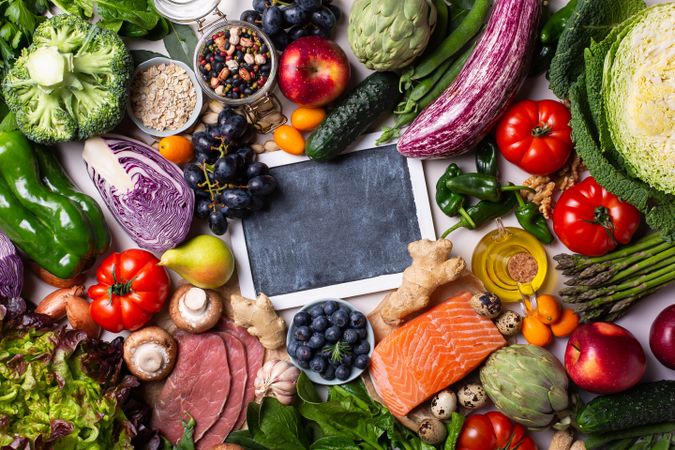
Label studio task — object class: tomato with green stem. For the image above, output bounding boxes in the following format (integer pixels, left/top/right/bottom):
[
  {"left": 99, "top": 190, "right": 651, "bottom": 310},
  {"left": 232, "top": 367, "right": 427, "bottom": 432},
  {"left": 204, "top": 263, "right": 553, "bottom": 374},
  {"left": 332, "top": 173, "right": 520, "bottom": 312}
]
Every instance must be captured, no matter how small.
[
  {"left": 553, "top": 177, "right": 641, "bottom": 256},
  {"left": 496, "top": 99, "right": 573, "bottom": 175}
]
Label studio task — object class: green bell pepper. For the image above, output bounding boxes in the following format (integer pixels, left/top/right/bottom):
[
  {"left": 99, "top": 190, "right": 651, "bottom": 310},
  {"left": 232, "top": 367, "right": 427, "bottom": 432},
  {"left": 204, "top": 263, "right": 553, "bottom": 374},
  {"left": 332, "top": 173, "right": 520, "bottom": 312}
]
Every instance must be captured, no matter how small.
[
  {"left": 0, "top": 131, "right": 109, "bottom": 280},
  {"left": 514, "top": 192, "right": 554, "bottom": 244}
]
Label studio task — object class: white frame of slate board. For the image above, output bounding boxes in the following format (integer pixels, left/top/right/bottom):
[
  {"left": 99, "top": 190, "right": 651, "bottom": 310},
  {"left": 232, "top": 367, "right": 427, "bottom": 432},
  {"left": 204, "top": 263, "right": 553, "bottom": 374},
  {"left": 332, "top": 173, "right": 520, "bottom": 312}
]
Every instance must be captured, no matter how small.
[{"left": 229, "top": 132, "right": 436, "bottom": 310}]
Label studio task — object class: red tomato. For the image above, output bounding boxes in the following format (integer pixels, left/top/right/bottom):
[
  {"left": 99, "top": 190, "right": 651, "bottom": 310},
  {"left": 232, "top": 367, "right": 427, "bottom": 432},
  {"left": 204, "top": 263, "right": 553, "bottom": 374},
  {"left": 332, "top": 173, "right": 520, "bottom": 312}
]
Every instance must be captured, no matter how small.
[
  {"left": 88, "top": 249, "right": 171, "bottom": 332},
  {"left": 458, "top": 414, "right": 497, "bottom": 450},
  {"left": 553, "top": 177, "right": 641, "bottom": 256},
  {"left": 496, "top": 99, "right": 573, "bottom": 175},
  {"left": 459, "top": 412, "right": 538, "bottom": 450}
]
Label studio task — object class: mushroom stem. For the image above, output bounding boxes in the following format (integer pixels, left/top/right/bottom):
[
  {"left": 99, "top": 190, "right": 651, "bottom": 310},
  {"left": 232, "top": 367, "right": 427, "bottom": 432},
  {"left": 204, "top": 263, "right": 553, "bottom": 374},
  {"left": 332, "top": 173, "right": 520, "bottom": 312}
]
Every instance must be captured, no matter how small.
[
  {"left": 182, "top": 287, "right": 208, "bottom": 313},
  {"left": 135, "top": 344, "right": 165, "bottom": 373}
]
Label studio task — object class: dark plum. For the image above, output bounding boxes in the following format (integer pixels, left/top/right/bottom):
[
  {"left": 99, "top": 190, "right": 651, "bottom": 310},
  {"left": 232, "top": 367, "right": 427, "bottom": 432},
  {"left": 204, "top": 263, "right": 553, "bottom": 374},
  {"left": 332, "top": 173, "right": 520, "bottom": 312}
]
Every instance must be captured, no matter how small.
[
  {"left": 308, "top": 333, "right": 325, "bottom": 350},
  {"left": 349, "top": 311, "right": 367, "bottom": 328},
  {"left": 335, "top": 365, "right": 351, "bottom": 381},
  {"left": 342, "top": 328, "right": 359, "bottom": 345},
  {"left": 295, "top": 345, "right": 313, "bottom": 361},
  {"left": 311, "top": 316, "right": 329, "bottom": 332},
  {"left": 354, "top": 354, "right": 370, "bottom": 370},
  {"left": 293, "top": 311, "right": 311, "bottom": 326},
  {"left": 294, "top": 325, "right": 311, "bottom": 341},
  {"left": 354, "top": 341, "right": 370, "bottom": 355},
  {"left": 309, "top": 355, "right": 327, "bottom": 373},
  {"left": 324, "top": 326, "right": 342, "bottom": 343},
  {"left": 331, "top": 310, "right": 349, "bottom": 328}
]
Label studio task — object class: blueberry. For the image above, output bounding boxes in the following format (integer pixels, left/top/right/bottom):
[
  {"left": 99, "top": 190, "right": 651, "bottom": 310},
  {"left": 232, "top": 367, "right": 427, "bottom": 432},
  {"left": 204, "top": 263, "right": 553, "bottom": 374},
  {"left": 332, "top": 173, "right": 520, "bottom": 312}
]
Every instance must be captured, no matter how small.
[
  {"left": 342, "top": 328, "right": 359, "bottom": 345},
  {"left": 354, "top": 341, "right": 370, "bottom": 355},
  {"left": 356, "top": 328, "right": 368, "bottom": 340},
  {"left": 311, "top": 316, "right": 329, "bottom": 332},
  {"left": 322, "top": 301, "right": 339, "bottom": 315},
  {"left": 308, "top": 333, "right": 325, "bottom": 350},
  {"left": 293, "top": 311, "right": 310, "bottom": 327},
  {"left": 297, "top": 359, "right": 310, "bottom": 369},
  {"left": 325, "top": 326, "right": 342, "bottom": 343},
  {"left": 295, "top": 345, "right": 313, "bottom": 361},
  {"left": 338, "top": 305, "right": 351, "bottom": 315},
  {"left": 309, "top": 355, "right": 327, "bottom": 373},
  {"left": 308, "top": 304, "right": 325, "bottom": 318},
  {"left": 294, "top": 325, "right": 311, "bottom": 341},
  {"left": 354, "top": 354, "right": 370, "bottom": 370},
  {"left": 349, "top": 311, "right": 367, "bottom": 328},
  {"left": 340, "top": 353, "right": 353, "bottom": 367},
  {"left": 335, "top": 365, "right": 351, "bottom": 381},
  {"left": 321, "top": 365, "right": 336, "bottom": 380},
  {"left": 287, "top": 340, "right": 299, "bottom": 358},
  {"left": 331, "top": 310, "right": 349, "bottom": 328}
]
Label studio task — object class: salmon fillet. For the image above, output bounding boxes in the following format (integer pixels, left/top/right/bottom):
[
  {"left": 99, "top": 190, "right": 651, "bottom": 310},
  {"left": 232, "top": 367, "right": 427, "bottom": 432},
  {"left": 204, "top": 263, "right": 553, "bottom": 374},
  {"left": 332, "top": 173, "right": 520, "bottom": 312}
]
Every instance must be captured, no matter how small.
[{"left": 370, "top": 292, "right": 506, "bottom": 416}]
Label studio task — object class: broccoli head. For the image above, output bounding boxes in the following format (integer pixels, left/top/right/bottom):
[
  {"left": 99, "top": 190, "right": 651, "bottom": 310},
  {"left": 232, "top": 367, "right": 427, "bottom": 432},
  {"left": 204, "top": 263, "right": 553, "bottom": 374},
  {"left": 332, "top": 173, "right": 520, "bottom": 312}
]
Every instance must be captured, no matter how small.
[{"left": 1, "top": 14, "right": 132, "bottom": 144}]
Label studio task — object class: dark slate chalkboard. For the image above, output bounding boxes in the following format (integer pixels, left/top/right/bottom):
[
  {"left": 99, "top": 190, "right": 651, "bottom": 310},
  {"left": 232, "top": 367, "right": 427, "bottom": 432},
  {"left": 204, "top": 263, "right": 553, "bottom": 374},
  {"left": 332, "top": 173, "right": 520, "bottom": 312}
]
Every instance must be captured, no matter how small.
[{"left": 242, "top": 145, "right": 422, "bottom": 297}]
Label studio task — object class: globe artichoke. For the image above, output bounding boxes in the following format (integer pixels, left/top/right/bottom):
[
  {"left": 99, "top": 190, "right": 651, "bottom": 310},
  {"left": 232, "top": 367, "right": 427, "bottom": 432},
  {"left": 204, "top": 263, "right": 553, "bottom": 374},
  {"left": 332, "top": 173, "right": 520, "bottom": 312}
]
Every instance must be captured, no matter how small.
[
  {"left": 480, "top": 345, "right": 570, "bottom": 429},
  {"left": 348, "top": 0, "right": 437, "bottom": 71}
]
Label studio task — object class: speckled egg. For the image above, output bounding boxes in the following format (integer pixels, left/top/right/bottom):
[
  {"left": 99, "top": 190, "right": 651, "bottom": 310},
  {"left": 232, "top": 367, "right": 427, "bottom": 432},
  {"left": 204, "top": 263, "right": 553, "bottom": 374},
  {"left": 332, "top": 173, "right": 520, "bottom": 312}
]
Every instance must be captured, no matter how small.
[
  {"left": 430, "top": 389, "right": 457, "bottom": 420},
  {"left": 494, "top": 310, "right": 523, "bottom": 337},
  {"left": 457, "top": 383, "right": 489, "bottom": 410},
  {"left": 469, "top": 292, "right": 502, "bottom": 319}
]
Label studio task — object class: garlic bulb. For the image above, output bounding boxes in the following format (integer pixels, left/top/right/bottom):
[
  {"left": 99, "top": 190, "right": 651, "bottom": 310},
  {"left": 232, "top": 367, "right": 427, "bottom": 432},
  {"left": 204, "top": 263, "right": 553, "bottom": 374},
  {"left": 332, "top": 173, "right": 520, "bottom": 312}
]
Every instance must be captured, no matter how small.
[{"left": 254, "top": 360, "right": 300, "bottom": 405}]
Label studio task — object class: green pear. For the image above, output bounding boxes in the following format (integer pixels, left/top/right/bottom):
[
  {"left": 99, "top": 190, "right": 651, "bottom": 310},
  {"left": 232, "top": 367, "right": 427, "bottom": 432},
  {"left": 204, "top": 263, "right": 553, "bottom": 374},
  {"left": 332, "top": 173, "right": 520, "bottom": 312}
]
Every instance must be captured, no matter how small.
[{"left": 159, "top": 235, "right": 235, "bottom": 289}]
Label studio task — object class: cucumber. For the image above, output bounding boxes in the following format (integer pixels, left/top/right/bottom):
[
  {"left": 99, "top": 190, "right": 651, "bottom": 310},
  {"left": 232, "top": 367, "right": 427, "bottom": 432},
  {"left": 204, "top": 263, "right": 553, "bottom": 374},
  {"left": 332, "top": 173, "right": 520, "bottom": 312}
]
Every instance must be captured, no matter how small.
[
  {"left": 306, "top": 72, "right": 401, "bottom": 161},
  {"left": 576, "top": 381, "right": 675, "bottom": 434}
]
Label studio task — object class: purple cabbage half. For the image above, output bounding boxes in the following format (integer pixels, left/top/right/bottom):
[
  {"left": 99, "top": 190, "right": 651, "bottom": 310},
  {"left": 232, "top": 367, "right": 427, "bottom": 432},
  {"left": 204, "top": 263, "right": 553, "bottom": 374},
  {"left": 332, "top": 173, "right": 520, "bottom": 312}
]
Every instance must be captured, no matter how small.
[
  {"left": 82, "top": 135, "right": 194, "bottom": 253},
  {"left": 0, "top": 230, "right": 23, "bottom": 302},
  {"left": 397, "top": 0, "right": 541, "bottom": 158}
]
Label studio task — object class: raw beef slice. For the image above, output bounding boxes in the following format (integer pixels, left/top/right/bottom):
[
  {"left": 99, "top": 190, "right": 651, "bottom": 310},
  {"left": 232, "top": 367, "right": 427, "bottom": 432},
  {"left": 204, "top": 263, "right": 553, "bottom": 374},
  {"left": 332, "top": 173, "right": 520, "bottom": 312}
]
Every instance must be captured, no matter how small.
[
  {"left": 197, "top": 332, "right": 248, "bottom": 449},
  {"left": 152, "top": 332, "right": 231, "bottom": 443},
  {"left": 217, "top": 318, "right": 264, "bottom": 428}
]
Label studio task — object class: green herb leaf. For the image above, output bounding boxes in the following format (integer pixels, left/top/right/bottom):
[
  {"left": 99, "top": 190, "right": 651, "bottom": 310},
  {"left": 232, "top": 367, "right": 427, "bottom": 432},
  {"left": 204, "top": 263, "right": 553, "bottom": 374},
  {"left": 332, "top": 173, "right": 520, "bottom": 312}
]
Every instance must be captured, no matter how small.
[
  {"left": 173, "top": 414, "right": 196, "bottom": 450},
  {"left": 253, "top": 397, "right": 310, "bottom": 450},
  {"left": 297, "top": 372, "right": 322, "bottom": 404},
  {"left": 163, "top": 22, "right": 197, "bottom": 66},
  {"left": 310, "top": 436, "right": 360, "bottom": 450},
  {"left": 131, "top": 49, "right": 167, "bottom": 67},
  {"left": 226, "top": 430, "right": 270, "bottom": 450}
]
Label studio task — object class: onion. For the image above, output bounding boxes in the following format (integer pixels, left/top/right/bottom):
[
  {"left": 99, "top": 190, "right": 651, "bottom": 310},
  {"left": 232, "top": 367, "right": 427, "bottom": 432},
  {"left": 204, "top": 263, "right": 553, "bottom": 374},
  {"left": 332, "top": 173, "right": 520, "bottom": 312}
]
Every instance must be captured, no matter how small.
[
  {"left": 0, "top": 230, "right": 23, "bottom": 300},
  {"left": 82, "top": 135, "right": 194, "bottom": 253}
]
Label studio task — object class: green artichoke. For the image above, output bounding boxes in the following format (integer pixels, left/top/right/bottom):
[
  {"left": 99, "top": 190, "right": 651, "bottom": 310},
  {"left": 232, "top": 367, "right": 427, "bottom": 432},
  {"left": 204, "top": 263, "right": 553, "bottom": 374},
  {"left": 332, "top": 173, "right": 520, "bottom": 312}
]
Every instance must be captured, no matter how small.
[
  {"left": 348, "top": 0, "right": 437, "bottom": 71},
  {"left": 480, "top": 345, "right": 570, "bottom": 429}
]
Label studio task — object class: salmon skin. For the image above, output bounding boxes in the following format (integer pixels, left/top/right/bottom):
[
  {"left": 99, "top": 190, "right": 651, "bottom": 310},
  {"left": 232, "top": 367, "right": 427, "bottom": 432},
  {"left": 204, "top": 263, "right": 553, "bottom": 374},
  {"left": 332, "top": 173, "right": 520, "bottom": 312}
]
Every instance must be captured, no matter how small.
[{"left": 370, "top": 291, "right": 506, "bottom": 416}]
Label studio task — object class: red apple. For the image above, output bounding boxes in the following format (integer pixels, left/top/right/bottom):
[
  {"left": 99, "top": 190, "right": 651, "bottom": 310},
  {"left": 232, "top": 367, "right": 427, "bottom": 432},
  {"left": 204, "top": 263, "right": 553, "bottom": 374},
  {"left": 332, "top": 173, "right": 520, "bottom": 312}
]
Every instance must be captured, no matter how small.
[
  {"left": 278, "top": 36, "right": 350, "bottom": 108},
  {"left": 650, "top": 304, "right": 675, "bottom": 370},
  {"left": 565, "top": 322, "right": 646, "bottom": 394}
]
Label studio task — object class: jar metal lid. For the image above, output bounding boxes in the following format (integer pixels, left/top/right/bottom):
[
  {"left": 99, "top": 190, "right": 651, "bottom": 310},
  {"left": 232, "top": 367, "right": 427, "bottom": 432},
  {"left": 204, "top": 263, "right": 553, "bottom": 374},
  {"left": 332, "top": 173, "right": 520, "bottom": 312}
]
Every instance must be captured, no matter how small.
[{"left": 153, "top": 0, "right": 220, "bottom": 24}]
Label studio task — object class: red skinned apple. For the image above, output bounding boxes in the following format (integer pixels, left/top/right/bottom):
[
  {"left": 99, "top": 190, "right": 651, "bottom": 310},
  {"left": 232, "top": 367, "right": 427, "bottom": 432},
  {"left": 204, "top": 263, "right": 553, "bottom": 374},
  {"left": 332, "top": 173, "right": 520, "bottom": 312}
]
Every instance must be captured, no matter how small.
[
  {"left": 565, "top": 322, "right": 646, "bottom": 394},
  {"left": 279, "top": 36, "right": 350, "bottom": 108},
  {"left": 650, "top": 304, "right": 675, "bottom": 370}
]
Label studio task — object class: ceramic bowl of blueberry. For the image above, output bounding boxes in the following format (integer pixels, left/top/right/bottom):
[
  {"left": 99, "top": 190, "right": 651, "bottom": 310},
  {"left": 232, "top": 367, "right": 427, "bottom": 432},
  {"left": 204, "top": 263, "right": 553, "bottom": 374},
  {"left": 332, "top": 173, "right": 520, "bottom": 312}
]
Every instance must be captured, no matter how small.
[{"left": 287, "top": 299, "right": 374, "bottom": 385}]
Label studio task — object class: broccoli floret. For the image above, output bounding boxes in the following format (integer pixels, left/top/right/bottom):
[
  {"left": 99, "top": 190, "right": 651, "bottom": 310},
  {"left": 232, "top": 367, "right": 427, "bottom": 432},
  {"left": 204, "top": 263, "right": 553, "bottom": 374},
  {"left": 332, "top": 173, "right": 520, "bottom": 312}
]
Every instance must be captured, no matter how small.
[{"left": 1, "top": 14, "right": 132, "bottom": 144}]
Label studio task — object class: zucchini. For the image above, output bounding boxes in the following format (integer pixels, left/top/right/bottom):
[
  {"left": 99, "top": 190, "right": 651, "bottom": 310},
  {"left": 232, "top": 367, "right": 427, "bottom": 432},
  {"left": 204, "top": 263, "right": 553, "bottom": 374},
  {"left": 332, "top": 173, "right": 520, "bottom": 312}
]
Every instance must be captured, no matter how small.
[
  {"left": 306, "top": 72, "right": 400, "bottom": 162},
  {"left": 576, "top": 381, "right": 675, "bottom": 434}
]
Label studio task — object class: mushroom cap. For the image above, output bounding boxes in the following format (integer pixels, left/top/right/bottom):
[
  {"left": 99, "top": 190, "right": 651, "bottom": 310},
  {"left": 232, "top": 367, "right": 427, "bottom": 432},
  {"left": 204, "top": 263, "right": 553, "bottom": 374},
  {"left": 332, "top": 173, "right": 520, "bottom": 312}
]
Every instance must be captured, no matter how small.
[
  {"left": 123, "top": 326, "right": 177, "bottom": 381},
  {"left": 169, "top": 284, "right": 223, "bottom": 333}
]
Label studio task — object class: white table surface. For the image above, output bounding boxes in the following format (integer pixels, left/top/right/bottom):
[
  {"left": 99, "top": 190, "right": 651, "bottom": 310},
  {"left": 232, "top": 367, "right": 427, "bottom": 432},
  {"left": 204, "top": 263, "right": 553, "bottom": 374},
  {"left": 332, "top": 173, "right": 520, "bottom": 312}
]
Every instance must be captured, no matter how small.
[{"left": 22, "top": 0, "right": 673, "bottom": 447}]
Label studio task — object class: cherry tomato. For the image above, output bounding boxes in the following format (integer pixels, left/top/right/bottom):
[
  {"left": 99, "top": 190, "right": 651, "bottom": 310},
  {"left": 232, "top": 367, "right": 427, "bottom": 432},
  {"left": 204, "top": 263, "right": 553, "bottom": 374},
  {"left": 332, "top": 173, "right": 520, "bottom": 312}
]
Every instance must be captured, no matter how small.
[
  {"left": 158, "top": 135, "right": 194, "bottom": 164},
  {"left": 496, "top": 99, "right": 573, "bottom": 175},
  {"left": 88, "top": 249, "right": 171, "bottom": 332},
  {"left": 274, "top": 125, "right": 305, "bottom": 155},
  {"left": 291, "top": 107, "right": 326, "bottom": 131},
  {"left": 458, "top": 414, "right": 497, "bottom": 450},
  {"left": 553, "top": 176, "right": 641, "bottom": 256}
]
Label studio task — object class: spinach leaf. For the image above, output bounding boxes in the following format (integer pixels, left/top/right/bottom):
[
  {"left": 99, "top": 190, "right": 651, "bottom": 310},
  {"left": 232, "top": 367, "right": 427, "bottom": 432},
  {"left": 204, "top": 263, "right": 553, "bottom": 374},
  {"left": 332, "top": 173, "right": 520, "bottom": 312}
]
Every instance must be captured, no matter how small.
[
  {"left": 96, "top": 0, "right": 159, "bottom": 32},
  {"left": 163, "top": 22, "right": 197, "bottom": 66},
  {"left": 49, "top": 0, "right": 93, "bottom": 18},
  {"left": 297, "top": 372, "right": 322, "bottom": 404},
  {"left": 253, "top": 397, "right": 310, "bottom": 450},
  {"left": 548, "top": 0, "right": 646, "bottom": 98},
  {"left": 226, "top": 430, "right": 269, "bottom": 450},
  {"left": 131, "top": 49, "right": 166, "bottom": 67},
  {"left": 310, "top": 436, "right": 360, "bottom": 450}
]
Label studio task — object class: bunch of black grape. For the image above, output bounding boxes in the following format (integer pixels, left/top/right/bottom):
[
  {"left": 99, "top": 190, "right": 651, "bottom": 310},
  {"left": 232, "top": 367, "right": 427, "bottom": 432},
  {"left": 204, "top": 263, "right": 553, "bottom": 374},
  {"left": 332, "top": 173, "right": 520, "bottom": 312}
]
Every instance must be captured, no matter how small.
[
  {"left": 241, "top": 0, "right": 341, "bottom": 51},
  {"left": 183, "top": 108, "right": 277, "bottom": 235}
]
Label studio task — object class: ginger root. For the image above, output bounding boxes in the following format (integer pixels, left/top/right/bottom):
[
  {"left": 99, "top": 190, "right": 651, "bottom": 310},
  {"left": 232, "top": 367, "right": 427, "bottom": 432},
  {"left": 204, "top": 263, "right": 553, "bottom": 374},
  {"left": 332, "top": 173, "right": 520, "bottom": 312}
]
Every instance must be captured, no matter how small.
[
  {"left": 380, "top": 239, "right": 465, "bottom": 326},
  {"left": 230, "top": 293, "right": 286, "bottom": 350}
]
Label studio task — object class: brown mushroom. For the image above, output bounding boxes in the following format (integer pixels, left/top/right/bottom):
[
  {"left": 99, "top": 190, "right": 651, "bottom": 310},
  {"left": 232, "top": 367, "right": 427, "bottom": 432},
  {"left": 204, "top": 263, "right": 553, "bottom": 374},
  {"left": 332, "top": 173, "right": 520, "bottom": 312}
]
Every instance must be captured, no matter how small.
[
  {"left": 123, "top": 326, "right": 177, "bottom": 382},
  {"left": 169, "top": 284, "right": 223, "bottom": 333}
]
